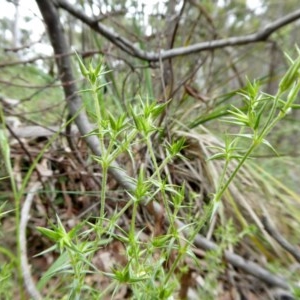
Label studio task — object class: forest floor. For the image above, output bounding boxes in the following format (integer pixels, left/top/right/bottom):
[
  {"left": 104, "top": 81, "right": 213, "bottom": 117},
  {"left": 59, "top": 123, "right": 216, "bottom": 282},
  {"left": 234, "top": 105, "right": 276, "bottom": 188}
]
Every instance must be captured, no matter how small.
[{"left": 1, "top": 114, "right": 299, "bottom": 300}]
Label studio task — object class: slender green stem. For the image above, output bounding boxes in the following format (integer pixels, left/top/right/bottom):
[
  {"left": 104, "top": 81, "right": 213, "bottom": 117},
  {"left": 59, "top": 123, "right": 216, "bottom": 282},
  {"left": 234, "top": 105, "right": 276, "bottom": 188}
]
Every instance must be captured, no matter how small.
[
  {"left": 146, "top": 137, "right": 173, "bottom": 225},
  {"left": 164, "top": 247, "right": 182, "bottom": 285},
  {"left": 164, "top": 202, "right": 213, "bottom": 286},
  {"left": 215, "top": 142, "right": 257, "bottom": 202},
  {"left": 93, "top": 85, "right": 105, "bottom": 155},
  {"left": 148, "top": 155, "right": 172, "bottom": 182},
  {"left": 215, "top": 159, "right": 230, "bottom": 193},
  {"left": 259, "top": 93, "right": 281, "bottom": 137},
  {"left": 99, "top": 165, "right": 108, "bottom": 231},
  {"left": 68, "top": 249, "right": 84, "bottom": 299},
  {"left": 130, "top": 200, "right": 138, "bottom": 235},
  {"left": 90, "top": 80, "right": 109, "bottom": 233},
  {"left": 113, "top": 199, "right": 135, "bottom": 222},
  {"left": 2, "top": 136, "right": 24, "bottom": 298},
  {"left": 107, "top": 129, "right": 138, "bottom": 165}
]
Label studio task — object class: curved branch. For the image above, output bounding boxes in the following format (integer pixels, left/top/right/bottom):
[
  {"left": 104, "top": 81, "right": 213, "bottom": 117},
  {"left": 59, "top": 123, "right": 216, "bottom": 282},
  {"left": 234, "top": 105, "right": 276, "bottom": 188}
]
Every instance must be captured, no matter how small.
[
  {"left": 191, "top": 226, "right": 289, "bottom": 289},
  {"left": 56, "top": 0, "right": 300, "bottom": 62},
  {"left": 263, "top": 216, "right": 300, "bottom": 263},
  {"left": 36, "top": 0, "right": 291, "bottom": 292},
  {"left": 20, "top": 182, "right": 42, "bottom": 300}
]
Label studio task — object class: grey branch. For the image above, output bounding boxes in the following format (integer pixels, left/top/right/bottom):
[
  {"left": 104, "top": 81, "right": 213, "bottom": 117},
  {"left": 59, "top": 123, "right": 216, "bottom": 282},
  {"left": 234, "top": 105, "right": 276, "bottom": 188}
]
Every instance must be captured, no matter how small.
[
  {"left": 56, "top": 0, "right": 300, "bottom": 62},
  {"left": 20, "top": 182, "right": 42, "bottom": 300},
  {"left": 192, "top": 228, "right": 289, "bottom": 289},
  {"left": 36, "top": 0, "right": 291, "bottom": 292},
  {"left": 262, "top": 216, "right": 300, "bottom": 263}
]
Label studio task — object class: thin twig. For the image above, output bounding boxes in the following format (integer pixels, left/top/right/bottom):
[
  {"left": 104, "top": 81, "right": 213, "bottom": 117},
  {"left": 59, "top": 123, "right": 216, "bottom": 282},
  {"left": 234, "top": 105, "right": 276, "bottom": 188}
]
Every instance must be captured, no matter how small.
[
  {"left": 20, "top": 182, "right": 42, "bottom": 300},
  {"left": 262, "top": 216, "right": 300, "bottom": 263}
]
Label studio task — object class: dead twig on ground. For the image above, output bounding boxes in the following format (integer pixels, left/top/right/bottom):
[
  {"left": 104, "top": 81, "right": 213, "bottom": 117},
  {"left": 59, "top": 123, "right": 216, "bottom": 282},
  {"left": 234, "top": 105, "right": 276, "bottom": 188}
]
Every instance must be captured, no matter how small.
[
  {"left": 20, "top": 182, "right": 42, "bottom": 300},
  {"left": 262, "top": 216, "right": 300, "bottom": 263}
]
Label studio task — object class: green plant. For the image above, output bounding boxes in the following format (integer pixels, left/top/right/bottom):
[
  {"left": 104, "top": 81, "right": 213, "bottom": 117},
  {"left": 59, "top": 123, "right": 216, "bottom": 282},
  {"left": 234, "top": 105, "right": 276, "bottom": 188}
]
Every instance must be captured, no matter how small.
[
  {"left": 36, "top": 52, "right": 233, "bottom": 299},
  {"left": 0, "top": 202, "right": 15, "bottom": 300},
  {"left": 0, "top": 107, "right": 24, "bottom": 298},
  {"left": 208, "top": 50, "right": 300, "bottom": 218},
  {"left": 197, "top": 219, "right": 254, "bottom": 299},
  {"left": 6, "top": 49, "right": 298, "bottom": 299},
  {"left": 0, "top": 103, "right": 79, "bottom": 299}
]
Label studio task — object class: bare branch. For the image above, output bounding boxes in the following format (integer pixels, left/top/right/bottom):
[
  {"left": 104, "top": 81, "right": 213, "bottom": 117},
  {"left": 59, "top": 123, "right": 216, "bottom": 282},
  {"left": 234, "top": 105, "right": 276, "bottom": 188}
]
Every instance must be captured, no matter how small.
[
  {"left": 56, "top": 0, "right": 300, "bottom": 62},
  {"left": 20, "top": 182, "right": 42, "bottom": 300},
  {"left": 262, "top": 216, "right": 300, "bottom": 263},
  {"left": 191, "top": 225, "right": 290, "bottom": 289}
]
